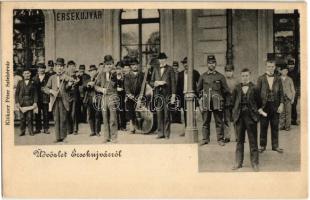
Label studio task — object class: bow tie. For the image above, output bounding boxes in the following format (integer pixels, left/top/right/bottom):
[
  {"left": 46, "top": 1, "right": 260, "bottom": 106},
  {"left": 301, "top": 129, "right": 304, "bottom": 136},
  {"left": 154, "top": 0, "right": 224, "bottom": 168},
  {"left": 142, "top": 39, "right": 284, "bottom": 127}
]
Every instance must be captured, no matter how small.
[
  {"left": 266, "top": 74, "right": 274, "bottom": 77},
  {"left": 160, "top": 66, "right": 166, "bottom": 69},
  {"left": 207, "top": 70, "right": 216, "bottom": 75},
  {"left": 242, "top": 83, "right": 249, "bottom": 87}
]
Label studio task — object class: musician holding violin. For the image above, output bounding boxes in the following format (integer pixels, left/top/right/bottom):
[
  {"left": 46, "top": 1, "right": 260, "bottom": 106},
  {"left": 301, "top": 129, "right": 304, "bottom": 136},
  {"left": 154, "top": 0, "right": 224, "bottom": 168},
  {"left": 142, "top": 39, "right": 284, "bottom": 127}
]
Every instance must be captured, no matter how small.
[
  {"left": 43, "top": 58, "right": 75, "bottom": 143},
  {"left": 95, "top": 55, "right": 119, "bottom": 143},
  {"left": 66, "top": 60, "right": 81, "bottom": 135}
]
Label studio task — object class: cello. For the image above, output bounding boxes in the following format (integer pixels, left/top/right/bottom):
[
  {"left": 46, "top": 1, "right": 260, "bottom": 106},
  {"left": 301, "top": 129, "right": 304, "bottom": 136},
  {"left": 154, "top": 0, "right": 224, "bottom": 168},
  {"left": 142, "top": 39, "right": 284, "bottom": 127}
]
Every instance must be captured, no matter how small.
[{"left": 134, "top": 64, "right": 157, "bottom": 134}]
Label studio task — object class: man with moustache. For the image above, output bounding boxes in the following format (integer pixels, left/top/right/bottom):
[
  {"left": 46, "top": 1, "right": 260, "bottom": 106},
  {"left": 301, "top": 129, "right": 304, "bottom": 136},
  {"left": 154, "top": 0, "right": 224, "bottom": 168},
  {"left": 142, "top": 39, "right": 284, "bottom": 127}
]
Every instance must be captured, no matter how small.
[
  {"left": 197, "top": 55, "right": 230, "bottom": 146},
  {"left": 232, "top": 68, "right": 260, "bottom": 172},
  {"left": 176, "top": 57, "right": 200, "bottom": 136},
  {"left": 124, "top": 58, "right": 145, "bottom": 133},
  {"left": 43, "top": 58, "right": 74, "bottom": 143},
  {"left": 95, "top": 55, "right": 119, "bottom": 143},
  {"left": 15, "top": 68, "right": 38, "bottom": 136},
  {"left": 77, "top": 64, "right": 91, "bottom": 123},
  {"left": 257, "top": 53, "right": 284, "bottom": 154},
  {"left": 33, "top": 63, "right": 50, "bottom": 134},
  {"left": 150, "top": 52, "right": 176, "bottom": 139}
]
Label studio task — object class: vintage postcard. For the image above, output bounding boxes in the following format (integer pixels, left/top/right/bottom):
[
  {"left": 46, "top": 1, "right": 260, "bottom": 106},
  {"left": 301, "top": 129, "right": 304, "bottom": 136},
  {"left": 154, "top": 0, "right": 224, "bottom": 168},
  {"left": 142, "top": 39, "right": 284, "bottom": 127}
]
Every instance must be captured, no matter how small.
[{"left": 1, "top": 1, "right": 307, "bottom": 198}]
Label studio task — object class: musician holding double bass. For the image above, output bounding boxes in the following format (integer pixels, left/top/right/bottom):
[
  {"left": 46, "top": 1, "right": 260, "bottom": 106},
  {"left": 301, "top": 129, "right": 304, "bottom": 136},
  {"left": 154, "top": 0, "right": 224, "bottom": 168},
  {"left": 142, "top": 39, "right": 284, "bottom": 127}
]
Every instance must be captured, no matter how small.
[
  {"left": 124, "top": 58, "right": 145, "bottom": 134},
  {"left": 43, "top": 58, "right": 74, "bottom": 143}
]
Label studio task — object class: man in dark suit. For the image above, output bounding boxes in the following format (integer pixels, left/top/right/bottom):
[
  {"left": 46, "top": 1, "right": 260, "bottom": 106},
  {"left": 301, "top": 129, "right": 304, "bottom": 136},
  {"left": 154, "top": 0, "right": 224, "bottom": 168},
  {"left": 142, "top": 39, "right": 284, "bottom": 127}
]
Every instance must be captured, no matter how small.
[
  {"left": 46, "top": 60, "right": 56, "bottom": 77},
  {"left": 78, "top": 64, "right": 91, "bottom": 123},
  {"left": 197, "top": 55, "right": 230, "bottom": 146},
  {"left": 232, "top": 68, "right": 260, "bottom": 172},
  {"left": 150, "top": 52, "right": 176, "bottom": 139},
  {"left": 33, "top": 63, "right": 50, "bottom": 134},
  {"left": 177, "top": 57, "right": 200, "bottom": 136},
  {"left": 43, "top": 58, "right": 74, "bottom": 143},
  {"left": 83, "top": 65, "right": 101, "bottom": 136},
  {"left": 257, "top": 53, "right": 284, "bottom": 153},
  {"left": 287, "top": 59, "right": 300, "bottom": 125},
  {"left": 124, "top": 58, "right": 144, "bottom": 133},
  {"left": 95, "top": 55, "right": 119, "bottom": 143},
  {"left": 170, "top": 61, "right": 182, "bottom": 124},
  {"left": 15, "top": 68, "right": 38, "bottom": 136},
  {"left": 66, "top": 60, "right": 80, "bottom": 135},
  {"left": 115, "top": 62, "right": 126, "bottom": 131}
]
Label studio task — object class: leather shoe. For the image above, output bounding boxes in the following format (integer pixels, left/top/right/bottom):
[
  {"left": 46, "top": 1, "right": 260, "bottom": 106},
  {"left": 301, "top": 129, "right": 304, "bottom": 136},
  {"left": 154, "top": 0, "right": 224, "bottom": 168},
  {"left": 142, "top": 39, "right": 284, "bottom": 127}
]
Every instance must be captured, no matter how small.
[
  {"left": 156, "top": 136, "right": 164, "bottom": 139},
  {"left": 218, "top": 140, "right": 225, "bottom": 146},
  {"left": 252, "top": 165, "right": 259, "bottom": 172},
  {"left": 224, "top": 138, "right": 230, "bottom": 143},
  {"left": 199, "top": 140, "right": 209, "bottom": 146},
  {"left": 232, "top": 165, "right": 242, "bottom": 170},
  {"left": 291, "top": 121, "right": 299, "bottom": 125},
  {"left": 272, "top": 147, "right": 283, "bottom": 153},
  {"left": 19, "top": 132, "right": 25, "bottom": 136},
  {"left": 259, "top": 147, "right": 266, "bottom": 153},
  {"left": 90, "top": 133, "right": 96, "bottom": 137}
]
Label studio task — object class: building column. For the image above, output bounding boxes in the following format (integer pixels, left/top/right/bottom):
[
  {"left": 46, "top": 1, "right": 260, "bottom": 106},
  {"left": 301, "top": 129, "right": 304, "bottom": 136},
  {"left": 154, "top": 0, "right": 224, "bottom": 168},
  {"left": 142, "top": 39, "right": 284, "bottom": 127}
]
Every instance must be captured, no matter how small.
[
  {"left": 43, "top": 10, "right": 56, "bottom": 65},
  {"left": 103, "top": 9, "right": 114, "bottom": 57},
  {"left": 185, "top": 10, "right": 198, "bottom": 143},
  {"left": 257, "top": 10, "right": 274, "bottom": 75},
  {"left": 113, "top": 10, "right": 121, "bottom": 60},
  {"left": 226, "top": 9, "right": 233, "bottom": 66},
  {"left": 160, "top": 10, "right": 174, "bottom": 63}
]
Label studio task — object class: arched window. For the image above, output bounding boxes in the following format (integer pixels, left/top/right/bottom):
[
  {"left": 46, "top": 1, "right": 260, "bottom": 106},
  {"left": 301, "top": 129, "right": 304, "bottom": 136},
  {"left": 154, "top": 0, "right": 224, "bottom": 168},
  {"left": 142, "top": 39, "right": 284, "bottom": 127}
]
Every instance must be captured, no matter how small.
[
  {"left": 13, "top": 9, "right": 45, "bottom": 71},
  {"left": 120, "top": 9, "right": 160, "bottom": 66}
]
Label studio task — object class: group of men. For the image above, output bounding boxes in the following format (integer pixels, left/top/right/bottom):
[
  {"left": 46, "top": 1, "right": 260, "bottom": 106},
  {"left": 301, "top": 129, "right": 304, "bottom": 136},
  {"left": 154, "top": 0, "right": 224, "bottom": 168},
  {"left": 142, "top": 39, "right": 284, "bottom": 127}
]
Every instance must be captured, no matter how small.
[{"left": 15, "top": 51, "right": 299, "bottom": 170}]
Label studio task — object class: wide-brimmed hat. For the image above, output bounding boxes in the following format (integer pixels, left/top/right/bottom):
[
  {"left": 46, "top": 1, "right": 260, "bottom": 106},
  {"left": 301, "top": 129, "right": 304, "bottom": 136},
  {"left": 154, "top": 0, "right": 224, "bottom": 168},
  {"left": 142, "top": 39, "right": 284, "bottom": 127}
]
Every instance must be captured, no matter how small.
[
  {"left": 181, "top": 57, "right": 187, "bottom": 64},
  {"left": 89, "top": 65, "right": 97, "bottom": 71}
]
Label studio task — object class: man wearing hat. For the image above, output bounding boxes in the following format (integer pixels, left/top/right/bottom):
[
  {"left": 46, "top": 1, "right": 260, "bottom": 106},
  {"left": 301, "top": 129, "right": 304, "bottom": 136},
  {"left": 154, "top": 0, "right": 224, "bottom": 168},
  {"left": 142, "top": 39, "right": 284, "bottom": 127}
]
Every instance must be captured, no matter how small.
[
  {"left": 257, "top": 53, "right": 284, "bottom": 153},
  {"left": 65, "top": 60, "right": 80, "bottom": 135},
  {"left": 115, "top": 61, "right": 126, "bottom": 131},
  {"left": 47, "top": 60, "right": 56, "bottom": 77},
  {"left": 124, "top": 58, "right": 144, "bottom": 133},
  {"left": 33, "top": 63, "right": 51, "bottom": 134},
  {"left": 176, "top": 57, "right": 200, "bottom": 136},
  {"left": 95, "top": 55, "right": 119, "bottom": 143},
  {"left": 15, "top": 68, "right": 38, "bottom": 136},
  {"left": 150, "top": 52, "right": 176, "bottom": 139},
  {"left": 83, "top": 65, "right": 102, "bottom": 136},
  {"left": 287, "top": 59, "right": 300, "bottom": 125},
  {"left": 170, "top": 61, "right": 182, "bottom": 124},
  {"left": 197, "top": 55, "right": 230, "bottom": 146},
  {"left": 223, "top": 64, "right": 238, "bottom": 142},
  {"left": 279, "top": 63, "right": 295, "bottom": 131},
  {"left": 78, "top": 64, "right": 91, "bottom": 123},
  {"left": 43, "top": 58, "right": 73, "bottom": 143}
]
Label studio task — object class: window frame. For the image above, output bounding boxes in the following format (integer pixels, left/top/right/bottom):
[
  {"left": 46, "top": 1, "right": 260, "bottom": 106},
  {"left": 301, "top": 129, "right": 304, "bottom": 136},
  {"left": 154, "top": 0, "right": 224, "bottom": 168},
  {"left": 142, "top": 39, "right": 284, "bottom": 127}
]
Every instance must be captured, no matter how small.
[{"left": 119, "top": 9, "right": 160, "bottom": 66}]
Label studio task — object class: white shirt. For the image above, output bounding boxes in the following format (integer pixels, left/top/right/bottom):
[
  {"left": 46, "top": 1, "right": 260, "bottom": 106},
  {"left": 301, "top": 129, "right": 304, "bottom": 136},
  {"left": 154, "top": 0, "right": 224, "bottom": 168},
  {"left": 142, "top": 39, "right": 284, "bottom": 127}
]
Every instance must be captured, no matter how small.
[
  {"left": 57, "top": 76, "right": 60, "bottom": 88},
  {"left": 24, "top": 80, "right": 29, "bottom": 86},
  {"left": 106, "top": 72, "right": 110, "bottom": 81},
  {"left": 266, "top": 75, "right": 274, "bottom": 90},
  {"left": 160, "top": 66, "right": 165, "bottom": 76},
  {"left": 38, "top": 74, "right": 45, "bottom": 82},
  {"left": 183, "top": 71, "right": 188, "bottom": 93}
]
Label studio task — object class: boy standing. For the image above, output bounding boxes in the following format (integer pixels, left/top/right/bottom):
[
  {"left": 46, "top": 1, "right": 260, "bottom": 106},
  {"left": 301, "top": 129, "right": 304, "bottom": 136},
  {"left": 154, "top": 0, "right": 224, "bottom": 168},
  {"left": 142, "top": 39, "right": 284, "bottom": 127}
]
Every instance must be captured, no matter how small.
[{"left": 279, "top": 64, "right": 296, "bottom": 131}]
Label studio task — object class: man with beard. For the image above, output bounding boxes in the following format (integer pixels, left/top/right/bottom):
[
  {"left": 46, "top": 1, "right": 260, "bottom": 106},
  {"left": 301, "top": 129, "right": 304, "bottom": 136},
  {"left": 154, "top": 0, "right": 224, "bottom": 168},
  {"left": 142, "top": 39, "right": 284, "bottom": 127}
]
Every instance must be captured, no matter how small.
[
  {"left": 124, "top": 58, "right": 145, "bottom": 133},
  {"left": 197, "top": 55, "right": 230, "bottom": 146}
]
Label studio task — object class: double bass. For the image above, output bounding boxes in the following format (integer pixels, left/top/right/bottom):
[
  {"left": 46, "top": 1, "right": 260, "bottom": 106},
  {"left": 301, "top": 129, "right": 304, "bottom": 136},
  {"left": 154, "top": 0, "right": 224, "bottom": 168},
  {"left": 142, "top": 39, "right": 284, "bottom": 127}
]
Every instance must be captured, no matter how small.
[{"left": 134, "top": 65, "right": 157, "bottom": 134}]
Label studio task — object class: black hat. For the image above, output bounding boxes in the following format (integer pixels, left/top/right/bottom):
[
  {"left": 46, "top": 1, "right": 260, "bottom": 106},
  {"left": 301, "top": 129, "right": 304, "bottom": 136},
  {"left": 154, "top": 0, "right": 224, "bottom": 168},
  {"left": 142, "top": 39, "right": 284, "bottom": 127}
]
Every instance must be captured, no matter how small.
[
  {"left": 47, "top": 60, "right": 54, "bottom": 67},
  {"left": 37, "top": 63, "right": 46, "bottom": 69},
  {"left": 55, "top": 58, "right": 65, "bottom": 66},
  {"left": 67, "top": 60, "right": 76, "bottom": 66},
  {"left": 157, "top": 52, "right": 168, "bottom": 59},
  {"left": 89, "top": 65, "right": 97, "bottom": 71},
  {"left": 266, "top": 53, "right": 275, "bottom": 62},
  {"left": 173, "top": 61, "right": 179, "bottom": 67},
  {"left": 287, "top": 59, "right": 295, "bottom": 65},
  {"left": 224, "top": 64, "right": 234, "bottom": 71},
  {"left": 116, "top": 61, "right": 123, "bottom": 68},
  {"left": 130, "top": 58, "right": 139, "bottom": 65},
  {"left": 104, "top": 55, "right": 114, "bottom": 63},
  {"left": 181, "top": 57, "right": 187, "bottom": 64},
  {"left": 23, "top": 68, "right": 31, "bottom": 72},
  {"left": 279, "top": 63, "right": 288, "bottom": 70},
  {"left": 207, "top": 55, "right": 216, "bottom": 63},
  {"left": 79, "top": 65, "right": 86, "bottom": 70}
]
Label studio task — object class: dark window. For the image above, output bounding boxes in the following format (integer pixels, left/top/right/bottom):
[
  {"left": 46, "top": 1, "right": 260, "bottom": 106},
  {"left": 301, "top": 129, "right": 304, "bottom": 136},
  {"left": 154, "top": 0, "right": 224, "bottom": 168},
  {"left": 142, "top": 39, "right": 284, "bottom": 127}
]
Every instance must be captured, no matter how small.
[
  {"left": 120, "top": 9, "right": 160, "bottom": 66},
  {"left": 13, "top": 9, "right": 45, "bottom": 72}
]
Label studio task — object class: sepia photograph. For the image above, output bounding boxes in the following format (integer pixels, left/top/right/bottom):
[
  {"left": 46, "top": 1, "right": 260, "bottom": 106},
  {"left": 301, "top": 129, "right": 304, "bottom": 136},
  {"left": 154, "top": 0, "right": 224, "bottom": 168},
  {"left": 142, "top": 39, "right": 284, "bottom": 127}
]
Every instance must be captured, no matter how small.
[{"left": 3, "top": 2, "right": 307, "bottom": 198}]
